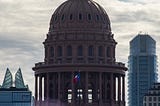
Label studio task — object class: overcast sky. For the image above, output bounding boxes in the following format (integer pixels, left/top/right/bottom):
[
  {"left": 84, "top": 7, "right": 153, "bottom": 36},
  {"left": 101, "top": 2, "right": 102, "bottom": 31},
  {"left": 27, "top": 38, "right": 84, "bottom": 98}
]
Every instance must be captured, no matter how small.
[{"left": 0, "top": 0, "right": 160, "bottom": 105}]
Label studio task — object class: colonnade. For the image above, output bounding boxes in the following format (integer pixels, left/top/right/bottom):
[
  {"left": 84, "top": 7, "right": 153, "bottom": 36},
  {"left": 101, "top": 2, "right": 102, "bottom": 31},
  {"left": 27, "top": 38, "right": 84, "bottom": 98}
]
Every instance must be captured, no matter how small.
[{"left": 35, "top": 72, "right": 125, "bottom": 106}]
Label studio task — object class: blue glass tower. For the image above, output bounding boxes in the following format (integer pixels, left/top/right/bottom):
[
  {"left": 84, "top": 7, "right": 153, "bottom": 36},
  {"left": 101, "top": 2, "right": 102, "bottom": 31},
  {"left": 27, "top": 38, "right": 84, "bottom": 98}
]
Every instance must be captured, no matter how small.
[{"left": 128, "top": 34, "right": 158, "bottom": 106}]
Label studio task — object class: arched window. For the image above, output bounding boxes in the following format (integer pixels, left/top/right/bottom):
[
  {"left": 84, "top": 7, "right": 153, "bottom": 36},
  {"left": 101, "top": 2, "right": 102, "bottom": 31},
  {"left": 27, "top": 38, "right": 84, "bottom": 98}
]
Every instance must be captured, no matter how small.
[
  {"left": 88, "top": 45, "right": 94, "bottom": 56},
  {"left": 67, "top": 45, "right": 72, "bottom": 56},
  {"left": 77, "top": 45, "right": 83, "bottom": 56},
  {"left": 57, "top": 46, "right": 62, "bottom": 57},
  {"left": 70, "top": 14, "right": 73, "bottom": 20},
  {"left": 96, "top": 15, "right": 99, "bottom": 21},
  {"left": 88, "top": 14, "right": 91, "bottom": 20},
  {"left": 98, "top": 46, "right": 103, "bottom": 57},
  {"left": 79, "top": 13, "right": 82, "bottom": 20},
  {"left": 107, "top": 47, "right": 111, "bottom": 57},
  {"left": 50, "top": 47, "right": 54, "bottom": 57},
  {"left": 61, "top": 14, "right": 65, "bottom": 21}
]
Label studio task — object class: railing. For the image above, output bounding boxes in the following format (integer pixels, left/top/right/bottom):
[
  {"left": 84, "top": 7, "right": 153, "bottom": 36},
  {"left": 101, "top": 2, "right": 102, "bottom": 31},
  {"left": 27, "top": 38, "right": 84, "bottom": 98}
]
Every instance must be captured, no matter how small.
[{"left": 35, "top": 61, "right": 125, "bottom": 68}]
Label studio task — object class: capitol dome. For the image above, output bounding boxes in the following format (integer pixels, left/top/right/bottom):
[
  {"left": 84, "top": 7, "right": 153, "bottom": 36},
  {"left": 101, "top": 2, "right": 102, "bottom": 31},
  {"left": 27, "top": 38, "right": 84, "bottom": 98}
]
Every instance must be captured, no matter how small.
[
  {"left": 33, "top": 0, "right": 127, "bottom": 106},
  {"left": 33, "top": 0, "right": 127, "bottom": 105},
  {"left": 49, "top": 0, "right": 111, "bottom": 34}
]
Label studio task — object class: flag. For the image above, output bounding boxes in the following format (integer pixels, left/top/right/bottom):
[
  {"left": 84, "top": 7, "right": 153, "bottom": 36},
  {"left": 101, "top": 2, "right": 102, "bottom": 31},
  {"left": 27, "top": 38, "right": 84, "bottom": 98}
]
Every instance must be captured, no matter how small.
[{"left": 73, "top": 72, "right": 80, "bottom": 83}]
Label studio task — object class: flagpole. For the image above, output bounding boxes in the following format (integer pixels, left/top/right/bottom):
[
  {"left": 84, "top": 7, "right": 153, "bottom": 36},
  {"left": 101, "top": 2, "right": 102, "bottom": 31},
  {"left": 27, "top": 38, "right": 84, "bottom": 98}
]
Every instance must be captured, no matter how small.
[
  {"left": 74, "top": 70, "right": 81, "bottom": 106},
  {"left": 78, "top": 70, "right": 80, "bottom": 106}
]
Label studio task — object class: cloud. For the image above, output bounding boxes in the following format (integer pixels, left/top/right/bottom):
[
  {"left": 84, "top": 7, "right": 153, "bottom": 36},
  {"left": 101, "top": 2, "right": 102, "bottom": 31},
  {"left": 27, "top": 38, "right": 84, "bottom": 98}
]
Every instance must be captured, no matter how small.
[{"left": 118, "top": 0, "right": 160, "bottom": 3}]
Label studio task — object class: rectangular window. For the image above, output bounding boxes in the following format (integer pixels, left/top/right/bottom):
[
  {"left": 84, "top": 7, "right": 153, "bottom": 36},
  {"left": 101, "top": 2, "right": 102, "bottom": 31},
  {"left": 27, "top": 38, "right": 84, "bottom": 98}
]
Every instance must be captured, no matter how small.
[
  {"left": 149, "top": 103, "right": 152, "bottom": 106},
  {"left": 149, "top": 97, "right": 152, "bottom": 101},
  {"left": 154, "top": 103, "right": 156, "bottom": 106},
  {"left": 154, "top": 97, "right": 156, "bottom": 101}
]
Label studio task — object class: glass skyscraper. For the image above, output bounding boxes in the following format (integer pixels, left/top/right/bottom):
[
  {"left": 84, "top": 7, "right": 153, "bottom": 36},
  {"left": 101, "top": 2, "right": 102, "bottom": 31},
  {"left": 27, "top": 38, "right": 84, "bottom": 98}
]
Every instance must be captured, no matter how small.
[{"left": 128, "top": 34, "right": 158, "bottom": 106}]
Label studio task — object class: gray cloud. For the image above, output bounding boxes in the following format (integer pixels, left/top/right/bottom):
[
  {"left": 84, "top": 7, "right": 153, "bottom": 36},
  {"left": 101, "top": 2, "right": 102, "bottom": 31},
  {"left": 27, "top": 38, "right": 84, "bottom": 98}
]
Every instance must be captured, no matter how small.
[{"left": 0, "top": 0, "right": 160, "bottom": 105}]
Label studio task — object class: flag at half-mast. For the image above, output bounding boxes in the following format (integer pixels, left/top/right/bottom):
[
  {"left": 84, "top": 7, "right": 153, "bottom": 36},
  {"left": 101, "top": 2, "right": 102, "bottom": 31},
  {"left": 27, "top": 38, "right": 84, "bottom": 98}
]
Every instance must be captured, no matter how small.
[{"left": 73, "top": 72, "right": 80, "bottom": 83}]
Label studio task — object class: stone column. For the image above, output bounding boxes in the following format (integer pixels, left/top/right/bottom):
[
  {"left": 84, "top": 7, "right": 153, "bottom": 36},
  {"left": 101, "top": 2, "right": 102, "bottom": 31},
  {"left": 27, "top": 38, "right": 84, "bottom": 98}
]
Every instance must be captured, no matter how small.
[
  {"left": 99, "top": 72, "right": 102, "bottom": 105},
  {"left": 39, "top": 76, "right": 42, "bottom": 106},
  {"left": 104, "top": 46, "right": 107, "bottom": 63},
  {"left": 62, "top": 45, "right": 65, "bottom": 62},
  {"left": 118, "top": 75, "right": 121, "bottom": 102},
  {"left": 44, "top": 74, "right": 47, "bottom": 101},
  {"left": 110, "top": 73, "right": 114, "bottom": 105},
  {"left": 35, "top": 75, "right": 38, "bottom": 106},
  {"left": 85, "top": 72, "right": 88, "bottom": 103},
  {"left": 122, "top": 76, "right": 125, "bottom": 102},
  {"left": 73, "top": 45, "right": 77, "bottom": 63},
  {"left": 46, "top": 73, "right": 49, "bottom": 106},
  {"left": 113, "top": 75, "right": 116, "bottom": 101},
  {"left": 94, "top": 45, "right": 98, "bottom": 63},
  {"left": 71, "top": 72, "right": 75, "bottom": 106},
  {"left": 84, "top": 45, "right": 88, "bottom": 63},
  {"left": 111, "top": 46, "right": 113, "bottom": 62},
  {"left": 58, "top": 72, "right": 61, "bottom": 101},
  {"left": 35, "top": 75, "right": 38, "bottom": 101}
]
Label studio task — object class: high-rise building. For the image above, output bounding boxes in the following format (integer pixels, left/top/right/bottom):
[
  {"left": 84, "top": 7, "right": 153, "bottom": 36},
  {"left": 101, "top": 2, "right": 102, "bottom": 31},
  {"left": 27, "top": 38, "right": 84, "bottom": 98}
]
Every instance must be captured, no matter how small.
[
  {"left": 33, "top": 0, "right": 127, "bottom": 106},
  {"left": 143, "top": 83, "right": 160, "bottom": 106},
  {"left": 128, "top": 34, "right": 158, "bottom": 106},
  {"left": 0, "top": 68, "right": 32, "bottom": 106}
]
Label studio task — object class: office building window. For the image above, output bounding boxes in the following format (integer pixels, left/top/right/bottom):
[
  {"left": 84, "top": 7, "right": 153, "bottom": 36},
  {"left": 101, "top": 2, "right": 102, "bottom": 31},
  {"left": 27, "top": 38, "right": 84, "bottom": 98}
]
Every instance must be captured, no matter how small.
[
  {"left": 149, "top": 97, "right": 152, "bottom": 101},
  {"left": 149, "top": 103, "right": 152, "bottom": 106},
  {"left": 153, "top": 103, "right": 157, "bottom": 106},
  {"left": 154, "top": 103, "right": 156, "bottom": 106}
]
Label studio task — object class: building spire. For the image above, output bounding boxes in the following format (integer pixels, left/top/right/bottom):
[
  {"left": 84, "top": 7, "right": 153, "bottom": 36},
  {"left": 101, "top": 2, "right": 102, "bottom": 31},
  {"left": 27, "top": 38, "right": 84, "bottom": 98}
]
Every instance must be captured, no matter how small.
[
  {"left": 1, "top": 68, "right": 13, "bottom": 88},
  {"left": 15, "top": 68, "right": 26, "bottom": 88}
]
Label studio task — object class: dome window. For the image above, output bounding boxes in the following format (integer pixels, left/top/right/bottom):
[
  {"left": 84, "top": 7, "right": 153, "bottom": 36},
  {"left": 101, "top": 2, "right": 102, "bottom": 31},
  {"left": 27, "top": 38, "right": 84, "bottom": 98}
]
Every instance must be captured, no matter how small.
[
  {"left": 79, "top": 13, "right": 82, "bottom": 20},
  {"left": 88, "top": 45, "right": 94, "bottom": 56},
  {"left": 67, "top": 45, "right": 72, "bottom": 56},
  {"left": 61, "top": 14, "right": 65, "bottom": 21},
  {"left": 77, "top": 45, "right": 83, "bottom": 56},
  {"left": 70, "top": 14, "right": 73, "bottom": 20},
  {"left": 96, "top": 15, "right": 99, "bottom": 21},
  {"left": 57, "top": 46, "right": 62, "bottom": 57},
  {"left": 88, "top": 14, "right": 91, "bottom": 20},
  {"left": 98, "top": 46, "right": 103, "bottom": 57}
]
